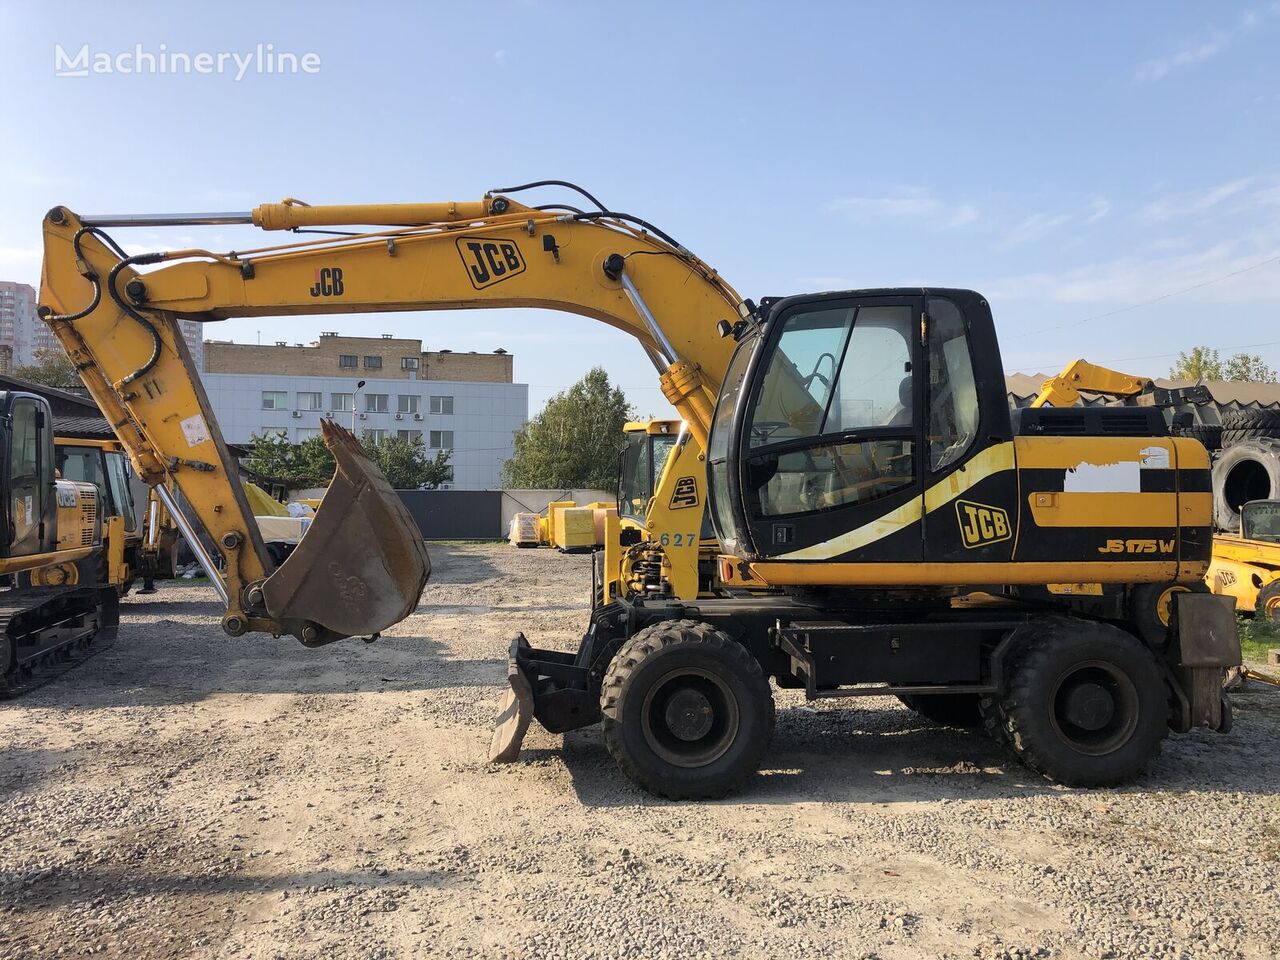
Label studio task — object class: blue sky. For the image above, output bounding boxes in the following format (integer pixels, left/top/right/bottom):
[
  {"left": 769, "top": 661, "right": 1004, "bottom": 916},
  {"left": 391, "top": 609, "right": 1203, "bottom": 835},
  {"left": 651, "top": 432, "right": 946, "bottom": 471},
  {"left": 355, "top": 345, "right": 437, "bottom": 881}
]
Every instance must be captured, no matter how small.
[{"left": 2, "top": 1, "right": 1278, "bottom": 415}]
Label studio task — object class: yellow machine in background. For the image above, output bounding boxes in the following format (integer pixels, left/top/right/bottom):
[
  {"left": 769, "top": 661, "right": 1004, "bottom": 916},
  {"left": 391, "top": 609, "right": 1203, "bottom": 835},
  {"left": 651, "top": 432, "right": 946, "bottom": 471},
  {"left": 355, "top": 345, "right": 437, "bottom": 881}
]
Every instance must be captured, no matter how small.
[
  {"left": 54, "top": 436, "right": 141, "bottom": 594},
  {"left": 1208, "top": 500, "right": 1280, "bottom": 622},
  {"left": 601, "top": 419, "right": 714, "bottom": 604},
  {"left": 0, "top": 392, "right": 117, "bottom": 696}
]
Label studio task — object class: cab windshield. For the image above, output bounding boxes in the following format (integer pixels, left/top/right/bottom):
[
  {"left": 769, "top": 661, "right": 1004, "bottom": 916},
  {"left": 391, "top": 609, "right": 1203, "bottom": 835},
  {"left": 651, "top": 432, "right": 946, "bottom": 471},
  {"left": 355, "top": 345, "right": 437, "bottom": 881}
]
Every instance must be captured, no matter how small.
[
  {"left": 617, "top": 431, "right": 677, "bottom": 523},
  {"left": 1242, "top": 501, "right": 1280, "bottom": 542}
]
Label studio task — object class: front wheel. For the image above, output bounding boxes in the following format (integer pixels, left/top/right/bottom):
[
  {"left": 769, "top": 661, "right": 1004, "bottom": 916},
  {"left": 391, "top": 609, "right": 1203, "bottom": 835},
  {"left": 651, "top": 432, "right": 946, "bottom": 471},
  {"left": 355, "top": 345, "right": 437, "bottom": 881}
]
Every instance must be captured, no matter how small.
[
  {"left": 991, "top": 618, "right": 1168, "bottom": 787},
  {"left": 600, "top": 619, "right": 774, "bottom": 799},
  {"left": 1256, "top": 580, "right": 1280, "bottom": 625}
]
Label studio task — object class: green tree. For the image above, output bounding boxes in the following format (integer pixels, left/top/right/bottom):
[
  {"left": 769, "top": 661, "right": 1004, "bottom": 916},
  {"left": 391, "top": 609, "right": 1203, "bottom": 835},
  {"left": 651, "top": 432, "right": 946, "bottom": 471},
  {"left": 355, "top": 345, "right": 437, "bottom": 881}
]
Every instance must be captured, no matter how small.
[
  {"left": 1224, "top": 352, "right": 1277, "bottom": 382},
  {"left": 296, "top": 434, "right": 336, "bottom": 485},
  {"left": 1169, "top": 347, "right": 1224, "bottom": 382},
  {"left": 14, "top": 348, "right": 79, "bottom": 388},
  {"left": 244, "top": 430, "right": 311, "bottom": 489},
  {"left": 365, "top": 435, "right": 452, "bottom": 489},
  {"left": 503, "top": 367, "right": 633, "bottom": 489}
]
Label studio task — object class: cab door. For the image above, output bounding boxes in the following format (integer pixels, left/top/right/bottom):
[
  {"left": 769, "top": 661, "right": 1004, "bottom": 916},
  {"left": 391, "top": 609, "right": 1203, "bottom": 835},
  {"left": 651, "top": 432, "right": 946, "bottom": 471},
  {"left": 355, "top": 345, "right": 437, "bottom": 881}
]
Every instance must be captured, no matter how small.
[
  {"left": 737, "top": 294, "right": 925, "bottom": 563},
  {"left": 5, "top": 395, "right": 56, "bottom": 559}
]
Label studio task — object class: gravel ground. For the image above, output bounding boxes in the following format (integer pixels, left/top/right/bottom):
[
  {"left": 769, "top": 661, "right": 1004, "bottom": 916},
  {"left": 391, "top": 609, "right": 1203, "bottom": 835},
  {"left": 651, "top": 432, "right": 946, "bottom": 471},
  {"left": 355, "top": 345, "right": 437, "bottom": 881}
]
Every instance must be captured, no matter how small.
[{"left": 0, "top": 543, "right": 1277, "bottom": 960}]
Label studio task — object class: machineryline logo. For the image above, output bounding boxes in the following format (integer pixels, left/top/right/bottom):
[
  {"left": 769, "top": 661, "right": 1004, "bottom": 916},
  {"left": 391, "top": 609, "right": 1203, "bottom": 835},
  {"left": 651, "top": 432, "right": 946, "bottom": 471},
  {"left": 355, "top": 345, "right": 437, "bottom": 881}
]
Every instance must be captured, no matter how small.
[{"left": 54, "top": 43, "right": 321, "bottom": 81}]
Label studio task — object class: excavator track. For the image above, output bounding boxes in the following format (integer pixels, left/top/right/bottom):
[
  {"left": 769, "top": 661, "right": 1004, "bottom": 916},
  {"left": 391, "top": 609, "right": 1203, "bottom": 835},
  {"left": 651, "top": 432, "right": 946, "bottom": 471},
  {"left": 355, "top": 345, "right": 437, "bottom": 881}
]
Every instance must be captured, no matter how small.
[{"left": 0, "top": 586, "right": 119, "bottom": 700}]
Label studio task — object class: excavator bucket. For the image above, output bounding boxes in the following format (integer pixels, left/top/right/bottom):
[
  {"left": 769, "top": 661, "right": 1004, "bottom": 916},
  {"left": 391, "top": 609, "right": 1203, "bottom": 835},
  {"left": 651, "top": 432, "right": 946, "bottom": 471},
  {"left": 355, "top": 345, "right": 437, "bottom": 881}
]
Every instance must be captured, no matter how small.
[{"left": 261, "top": 421, "right": 430, "bottom": 645}]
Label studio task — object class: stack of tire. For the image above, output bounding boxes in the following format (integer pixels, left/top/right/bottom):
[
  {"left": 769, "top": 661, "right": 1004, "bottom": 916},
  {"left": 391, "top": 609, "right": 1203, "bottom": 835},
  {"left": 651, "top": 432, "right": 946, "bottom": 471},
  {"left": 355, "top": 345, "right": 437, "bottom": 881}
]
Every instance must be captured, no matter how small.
[{"left": 1210, "top": 408, "right": 1280, "bottom": 532}]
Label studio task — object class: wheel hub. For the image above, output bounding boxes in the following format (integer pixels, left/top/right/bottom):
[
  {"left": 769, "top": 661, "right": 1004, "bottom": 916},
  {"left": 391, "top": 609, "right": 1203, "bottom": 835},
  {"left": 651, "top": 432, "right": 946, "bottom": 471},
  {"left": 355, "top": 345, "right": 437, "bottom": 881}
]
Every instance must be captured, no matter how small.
[
  {"left": 640, "top": 667, "right": 741, "bottom": 768},
  {"left": 1061, "top": 681, "right": 1114, "bottom": 731},
  {"left": 1050, "top": 660, "right": 1140, "bottom": 756},
  {"left": 665, "top": 689, "right": 714, "bottom": 741}
]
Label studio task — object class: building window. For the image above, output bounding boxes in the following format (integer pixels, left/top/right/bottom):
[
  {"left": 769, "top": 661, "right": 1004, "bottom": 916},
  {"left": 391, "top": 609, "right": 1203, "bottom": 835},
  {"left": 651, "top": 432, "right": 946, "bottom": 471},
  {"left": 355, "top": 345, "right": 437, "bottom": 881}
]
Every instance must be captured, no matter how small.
[
  {"left": 363, "top": 355, "right": 383, "bottom": 370},
  {"left": 297, "top": 391, "right": 322, "bottom": 411},
  {"left": 363, "top": 429, "right": 388, "bottom": 444},
  {"left": 338, "top": 354, "right": 357, "bottom": 369},
  {"left": 296, "top": 427, "right": 321, "bottom": 441},
  {"left": 396, "top": 429, "right": 423, "bottom": 442},
  {"left": 397, "top": 395, "right": 420, "bottom": 415},
  {"left": 331, "top": 392, "right": 354, "bottom": 412},
  {"left": 430, "top": 395, "right": 454, "bottom": 415},
  {"left": 365, "top": 393, "right": 389, "bottom": 413},
  {"left": 429, "top": 430, "right": 454, "bottom": 449},
  {"left": 401, "top": 357, "right": 419, "bottom": 370},
  {"left": 262, "top": 391, "right": 288, "bottom": 410}
]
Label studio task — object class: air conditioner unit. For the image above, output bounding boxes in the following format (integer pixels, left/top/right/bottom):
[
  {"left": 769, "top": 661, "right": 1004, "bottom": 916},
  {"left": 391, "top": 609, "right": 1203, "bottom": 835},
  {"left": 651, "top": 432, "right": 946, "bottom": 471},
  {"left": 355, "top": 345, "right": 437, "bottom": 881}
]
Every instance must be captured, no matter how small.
[
  {"left": 325, "top": 412, "right": 333, "bottom": 418},
  {"left": 359, "top": 412, "right": 368, "bottom": 420},
  {"left": 291, "top": 410, "right": 302, "bottom": 418},
  {"left": 413, "top": 413, "right": 423, "bottom": 421},
  {"left": 394, "top": 413, "right": 403, "bottom": 420}
]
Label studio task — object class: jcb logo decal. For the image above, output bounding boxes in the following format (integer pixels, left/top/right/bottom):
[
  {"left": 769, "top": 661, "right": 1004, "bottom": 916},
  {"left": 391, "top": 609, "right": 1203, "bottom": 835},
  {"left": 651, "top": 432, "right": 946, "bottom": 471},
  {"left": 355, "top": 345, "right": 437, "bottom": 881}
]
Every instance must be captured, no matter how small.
[
  {"left": 456, "top": 237, "right": 526, "bottom": 289},
  {"left": 1098, "top": 538, "right": 1175, "bottom": 554},
  {"left": 956, "top": 499, "right": 1011, "bottom": 548},
  {"left": 309, "top": 266, "right": 344, "bottom": 297},
  {"left": 669, "top": 476, "right": 699, "bottom": 509}
]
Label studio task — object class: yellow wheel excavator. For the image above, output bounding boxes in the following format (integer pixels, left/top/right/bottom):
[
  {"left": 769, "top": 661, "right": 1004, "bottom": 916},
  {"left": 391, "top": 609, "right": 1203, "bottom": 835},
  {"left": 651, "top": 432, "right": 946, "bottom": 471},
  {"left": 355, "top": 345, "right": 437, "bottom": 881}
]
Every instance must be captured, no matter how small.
[
  {"left": 39, "top": 183, "right": 1240, "bottom": 798},
  {"left": 0, "top": 392, "right": 118, "bottom": 696}
]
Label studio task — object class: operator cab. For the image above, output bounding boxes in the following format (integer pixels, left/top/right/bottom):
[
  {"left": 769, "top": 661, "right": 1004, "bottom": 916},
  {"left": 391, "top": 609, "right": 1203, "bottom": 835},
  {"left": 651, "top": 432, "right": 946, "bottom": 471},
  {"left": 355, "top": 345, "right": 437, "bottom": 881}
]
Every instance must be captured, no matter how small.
[
  {"left": 617, "top": 422, "right": 679, "bottom": 526},
  {"left": 707, "top": 289, "right": 1013, "bottom": 565}
]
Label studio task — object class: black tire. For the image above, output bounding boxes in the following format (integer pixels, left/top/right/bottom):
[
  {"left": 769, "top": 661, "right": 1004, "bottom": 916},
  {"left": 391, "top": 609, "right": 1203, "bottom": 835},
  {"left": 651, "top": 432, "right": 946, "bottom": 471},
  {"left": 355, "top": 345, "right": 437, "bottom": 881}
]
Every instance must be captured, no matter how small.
[
  {"left": 1221, "top": 410, "right": 1280, "bottom": 448},
  {"left": 897, "top": 693, "right": 983, "bottom": 727},
  {"left": 600, "top": 619, "right": 774, "bottom": 799},
  {"left": 991, "top": 618, "right": 1168, "bottom": 787},
  {"left": 1181, "top": 423, "right": 1223, "bottom": 451},
  {"left": 1212, "top": 439, "right": 1280, "bottom": 531},
  {"left": 1129, "top": 581, "right": 1209, "bottom": 647},
  {"left": 1256, "top": 580, "right": 1280, "bottom": 625}
]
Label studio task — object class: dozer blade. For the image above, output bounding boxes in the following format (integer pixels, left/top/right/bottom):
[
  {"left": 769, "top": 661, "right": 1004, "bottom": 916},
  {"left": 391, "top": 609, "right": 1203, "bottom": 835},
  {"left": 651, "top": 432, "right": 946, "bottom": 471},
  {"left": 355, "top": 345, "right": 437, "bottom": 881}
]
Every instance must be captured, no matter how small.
[
  {"left": 490, "top": 636, "right": 536, "bottom": 763},
  {"left": 261, "top": 420, "right": 430, "bottom": 645}
]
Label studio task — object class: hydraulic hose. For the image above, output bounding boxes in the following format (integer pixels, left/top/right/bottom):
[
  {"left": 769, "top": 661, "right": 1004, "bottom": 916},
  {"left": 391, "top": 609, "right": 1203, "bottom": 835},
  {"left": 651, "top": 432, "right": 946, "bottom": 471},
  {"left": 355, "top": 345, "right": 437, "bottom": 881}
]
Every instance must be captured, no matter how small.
[{"left": 107, "top": 252, "right": 168, "bottom": 386}]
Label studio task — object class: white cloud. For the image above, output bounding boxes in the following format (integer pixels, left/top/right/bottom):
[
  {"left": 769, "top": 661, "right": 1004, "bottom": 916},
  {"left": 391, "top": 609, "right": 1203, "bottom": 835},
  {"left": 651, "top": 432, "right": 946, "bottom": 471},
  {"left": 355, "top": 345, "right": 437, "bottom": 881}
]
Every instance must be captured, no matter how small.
[
  {"left": 985, "top": 243, "right": 1280, "bottom": 306},
  {"left": 1136, "top": 31, "right": 1230, "bottom": 82},
  {"left": 1140, "top": 178, "right": 1252, "bottom": 221},
  {"left": 1135, "top": 7, "right": 1275, "bottom": 82},
  {"left": 1085, "top": 198, "right": 1111, "bottom": 223},
  {"left": 827, "top": 188, "right": 978, "bottom": 230},
  {"left": 1003, "top": 212, "right": 1072, "bottom": 246}
]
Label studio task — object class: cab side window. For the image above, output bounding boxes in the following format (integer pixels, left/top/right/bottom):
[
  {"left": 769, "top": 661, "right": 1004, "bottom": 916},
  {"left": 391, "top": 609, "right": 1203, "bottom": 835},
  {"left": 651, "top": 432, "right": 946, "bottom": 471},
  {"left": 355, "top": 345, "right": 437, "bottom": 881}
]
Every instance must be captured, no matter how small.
[{"left": 925, "top": 298, "right": 979, "bottom": 471}]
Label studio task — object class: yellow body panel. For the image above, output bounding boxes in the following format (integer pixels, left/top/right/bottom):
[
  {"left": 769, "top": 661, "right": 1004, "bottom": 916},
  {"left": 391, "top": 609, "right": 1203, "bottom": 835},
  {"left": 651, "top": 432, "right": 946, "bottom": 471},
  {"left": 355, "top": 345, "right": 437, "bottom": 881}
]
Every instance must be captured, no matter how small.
[{"left": 1207, "top": 533, "right": 1280, "bottom": 613}]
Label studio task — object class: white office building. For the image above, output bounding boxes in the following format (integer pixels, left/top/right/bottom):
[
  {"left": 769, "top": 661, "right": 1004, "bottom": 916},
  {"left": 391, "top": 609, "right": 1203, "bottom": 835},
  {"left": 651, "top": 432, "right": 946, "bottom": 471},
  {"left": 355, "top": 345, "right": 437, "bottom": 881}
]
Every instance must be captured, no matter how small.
[{"left": 200, "top": 334, "right": 526, "bottom": 490}]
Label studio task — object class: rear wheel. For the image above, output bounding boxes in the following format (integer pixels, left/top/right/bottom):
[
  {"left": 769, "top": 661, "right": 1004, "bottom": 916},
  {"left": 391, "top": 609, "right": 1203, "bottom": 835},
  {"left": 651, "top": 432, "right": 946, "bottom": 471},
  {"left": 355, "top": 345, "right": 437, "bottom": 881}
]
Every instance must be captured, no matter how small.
[
  {"left": 600, "top": 619, "right": 774, "bottom": 799},
  {"left": 992, "top": 619, "right": 1168, "bottom": 787},
  {"left": 897, "top": 693, "right": 983, "bottom": 727}
]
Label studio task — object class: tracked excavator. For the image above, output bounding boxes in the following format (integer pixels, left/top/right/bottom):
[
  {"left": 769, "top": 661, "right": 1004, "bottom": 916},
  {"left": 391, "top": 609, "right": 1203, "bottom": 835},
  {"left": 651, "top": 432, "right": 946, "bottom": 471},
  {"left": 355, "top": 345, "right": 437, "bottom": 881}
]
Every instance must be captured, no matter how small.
[
  {"left": 0, "top": 391, "right": 118, "bottom": 696},
  {"left": 40, "top": 183, "right": 1240, "bottom": 798}
]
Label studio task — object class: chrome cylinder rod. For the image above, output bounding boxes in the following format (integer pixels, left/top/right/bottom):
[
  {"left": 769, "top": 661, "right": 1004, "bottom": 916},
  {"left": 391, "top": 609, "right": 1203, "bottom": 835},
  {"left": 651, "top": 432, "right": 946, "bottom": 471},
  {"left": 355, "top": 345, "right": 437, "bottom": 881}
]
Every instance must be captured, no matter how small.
[
  {"left": 619, "top": 271, "right": 678, "bottom": 364},
  {"left": 153, "top": 484, "right": 230, "bottom": 607},
  {"left": 79, "top": 212, "right": 254, "bottom": 227}
]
